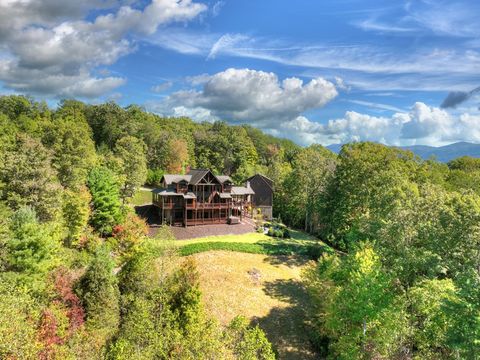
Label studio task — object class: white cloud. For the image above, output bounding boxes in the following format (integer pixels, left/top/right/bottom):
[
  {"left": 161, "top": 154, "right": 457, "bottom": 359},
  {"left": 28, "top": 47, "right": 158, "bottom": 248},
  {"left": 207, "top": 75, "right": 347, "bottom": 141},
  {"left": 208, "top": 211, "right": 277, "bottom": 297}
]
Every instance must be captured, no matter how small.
[
  {"left": 158, "top": 68, "right": 338, "bottom": 127},
  {"left": 151, "top": 81, "right": 173, "bottom": 93},
  {"left": 207, "top": 33, "right": 249, "bottom": 60},
  {"left": 348, "top": 99, "right": 405, "bottom": 113},
  {"left": 149, "top": 68, "right": 480, "bottom": 147},
  {"left": 280, "top": 103, "right": 480, "bottom": 147},
  {"left": 147, "top": 28, "right": 480, "bottom": 91},
  {"left": 212, "top": 1, "right": 225, "bottom": 17},
  {"left": 0, "top": 0, "right": 206, "bottom": 97}
]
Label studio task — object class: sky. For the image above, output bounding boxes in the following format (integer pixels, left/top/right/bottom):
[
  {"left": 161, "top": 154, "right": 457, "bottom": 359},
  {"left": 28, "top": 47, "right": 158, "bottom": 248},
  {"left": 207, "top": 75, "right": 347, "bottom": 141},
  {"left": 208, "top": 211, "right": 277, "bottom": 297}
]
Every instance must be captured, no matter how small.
[{"left": 0, "top": 0, "right": 480, "bottom": 147}]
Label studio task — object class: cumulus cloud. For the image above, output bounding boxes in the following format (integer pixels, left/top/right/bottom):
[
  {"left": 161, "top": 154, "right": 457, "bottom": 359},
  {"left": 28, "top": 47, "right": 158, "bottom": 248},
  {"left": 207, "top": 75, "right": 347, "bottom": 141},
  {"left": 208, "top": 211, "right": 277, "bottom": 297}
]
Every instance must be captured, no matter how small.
[
  {"left": 151, "top": 68, "right": 480, "bottom": 147},
  {"left": 281, "top": 102, "right": 480, "bottom": 146},
  {"left": 0, "top": 0, "right": 206, "bottom": 97},
  {"left": 160, "top": 68, "right": 338, "bottom": 127}
]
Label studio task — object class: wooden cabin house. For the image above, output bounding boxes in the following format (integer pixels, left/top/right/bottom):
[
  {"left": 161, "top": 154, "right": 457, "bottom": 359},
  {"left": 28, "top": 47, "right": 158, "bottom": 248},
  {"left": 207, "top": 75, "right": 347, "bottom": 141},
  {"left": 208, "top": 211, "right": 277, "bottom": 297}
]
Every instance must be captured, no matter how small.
[{"left": 152, "top": 169, "right": 255, "bottom": 226}]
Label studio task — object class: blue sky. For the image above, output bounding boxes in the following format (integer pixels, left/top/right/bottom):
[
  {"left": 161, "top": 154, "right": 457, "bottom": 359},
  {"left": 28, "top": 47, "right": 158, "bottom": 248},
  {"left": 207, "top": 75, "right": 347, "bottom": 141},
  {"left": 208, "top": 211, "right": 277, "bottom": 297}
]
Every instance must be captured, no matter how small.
[{"left": 0, "top": 0, "right": 479, "bottom": 146}]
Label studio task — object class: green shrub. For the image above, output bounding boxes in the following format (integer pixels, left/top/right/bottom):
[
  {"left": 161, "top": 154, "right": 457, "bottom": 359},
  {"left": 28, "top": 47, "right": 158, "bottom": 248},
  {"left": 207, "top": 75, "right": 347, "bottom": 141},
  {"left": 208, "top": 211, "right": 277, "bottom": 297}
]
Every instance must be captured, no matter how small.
[
  {"left": 274, "top": 229, "right": 283, "bottom": 238},
  {"left": 225, "top": 316, "right": 275, "bottom": 359}
]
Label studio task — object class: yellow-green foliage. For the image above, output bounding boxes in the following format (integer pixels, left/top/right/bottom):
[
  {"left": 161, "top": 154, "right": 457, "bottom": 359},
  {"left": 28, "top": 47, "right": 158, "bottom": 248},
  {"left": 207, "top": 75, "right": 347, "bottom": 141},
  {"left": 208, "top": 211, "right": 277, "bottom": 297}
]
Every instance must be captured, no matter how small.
[
  {"left": 0, "top": 277, "right": 42, "bottom": 359},
  {"left": 63, "top": 187, "right": 91, "bottom": 246},
  {"left": 305, "top": 245, "right": 409, "bottom": 359}
]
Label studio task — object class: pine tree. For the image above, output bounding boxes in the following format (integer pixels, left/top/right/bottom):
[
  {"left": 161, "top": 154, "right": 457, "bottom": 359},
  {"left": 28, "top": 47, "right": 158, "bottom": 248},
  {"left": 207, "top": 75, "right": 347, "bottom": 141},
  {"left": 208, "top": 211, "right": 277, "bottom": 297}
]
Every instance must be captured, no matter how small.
[
  {"left": 77, "top": 246, "right": 120, "bottom": 339},
  {"left": 87, "top": 167, "right": 123, "bottom": 235}
]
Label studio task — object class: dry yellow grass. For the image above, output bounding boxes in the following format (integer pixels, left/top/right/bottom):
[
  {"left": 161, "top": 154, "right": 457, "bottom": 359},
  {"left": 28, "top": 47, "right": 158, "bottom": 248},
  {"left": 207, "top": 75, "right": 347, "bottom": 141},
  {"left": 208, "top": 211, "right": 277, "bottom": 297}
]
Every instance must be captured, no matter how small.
[{"left": 190, "top": 251, "right": 317, "bottom": 360}]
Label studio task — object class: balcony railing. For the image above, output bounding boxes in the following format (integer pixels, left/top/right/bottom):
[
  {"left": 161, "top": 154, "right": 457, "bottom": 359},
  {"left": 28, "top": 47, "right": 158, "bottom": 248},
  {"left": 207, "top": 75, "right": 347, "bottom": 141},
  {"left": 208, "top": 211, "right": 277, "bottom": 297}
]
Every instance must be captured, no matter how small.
[
  {"left": 190, "top": 203, "right": 230, "bottom": 209},
  {"left": 157, "top": 201, "right": 232, "bottom": 210}
]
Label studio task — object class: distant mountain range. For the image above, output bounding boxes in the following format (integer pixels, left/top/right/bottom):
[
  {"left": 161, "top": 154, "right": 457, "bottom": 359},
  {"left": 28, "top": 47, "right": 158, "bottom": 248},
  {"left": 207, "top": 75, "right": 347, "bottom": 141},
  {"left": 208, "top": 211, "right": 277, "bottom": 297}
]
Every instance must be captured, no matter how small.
[{"left": 326, "top": 142, "right": 480, "bottom": 163}]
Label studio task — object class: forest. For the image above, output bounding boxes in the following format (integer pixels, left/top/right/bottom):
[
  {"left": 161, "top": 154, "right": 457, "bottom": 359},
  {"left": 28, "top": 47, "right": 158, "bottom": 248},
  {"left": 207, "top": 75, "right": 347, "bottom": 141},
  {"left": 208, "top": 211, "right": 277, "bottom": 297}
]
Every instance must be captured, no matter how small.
[{"left": 0, "top": 94, "right": 479, "bottom": 359}]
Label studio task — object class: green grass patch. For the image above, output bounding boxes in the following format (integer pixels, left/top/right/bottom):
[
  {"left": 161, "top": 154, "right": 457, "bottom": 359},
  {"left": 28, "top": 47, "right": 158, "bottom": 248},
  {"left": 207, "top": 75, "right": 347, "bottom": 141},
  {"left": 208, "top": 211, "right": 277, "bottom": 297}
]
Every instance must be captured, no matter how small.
[
  {"left": 130, "top": 189, "right": 152, "bottom": 206},
  {"left": 175, "top": 230, "right": 318, "bottom": 246},
  {"left": 179, "top": 240, "right": 333, "bottom": 259},
  {"left": 175, "top": 232, "right": 272, "bottom": 246}
]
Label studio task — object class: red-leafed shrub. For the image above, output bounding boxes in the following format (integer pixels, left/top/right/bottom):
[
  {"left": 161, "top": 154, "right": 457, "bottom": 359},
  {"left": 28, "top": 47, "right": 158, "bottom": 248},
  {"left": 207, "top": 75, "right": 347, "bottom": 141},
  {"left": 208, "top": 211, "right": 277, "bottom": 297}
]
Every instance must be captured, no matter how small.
[
  {"left": 110, "top": 212, "right": 148, "bottom": 262},
  {"left": 51, "top": 267, "right": 85, "bottom": 334},
  {"left": 38, "top": 309, "right": 62, "bottom": 360}
]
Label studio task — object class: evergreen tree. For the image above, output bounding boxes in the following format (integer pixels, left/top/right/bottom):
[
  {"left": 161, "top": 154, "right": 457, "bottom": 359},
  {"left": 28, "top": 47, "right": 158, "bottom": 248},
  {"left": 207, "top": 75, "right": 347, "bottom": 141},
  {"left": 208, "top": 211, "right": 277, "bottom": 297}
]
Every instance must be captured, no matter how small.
[
  {"left": 78, "top": 246, "right": 120, "bottom": 340},
  {"left": 87, "top": 166, "right": 123, "bottom": 235},
  {"left": 6, "top": 207, "right": 61, "bottom": 276}
]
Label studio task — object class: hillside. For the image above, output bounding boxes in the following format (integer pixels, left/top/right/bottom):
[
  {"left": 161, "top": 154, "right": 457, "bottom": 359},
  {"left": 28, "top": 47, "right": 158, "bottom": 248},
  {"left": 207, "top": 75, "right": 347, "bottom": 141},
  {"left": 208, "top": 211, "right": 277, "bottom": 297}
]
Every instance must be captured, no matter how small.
[{"left": 328, "top": 141, "right": 480, "bottom": 162}]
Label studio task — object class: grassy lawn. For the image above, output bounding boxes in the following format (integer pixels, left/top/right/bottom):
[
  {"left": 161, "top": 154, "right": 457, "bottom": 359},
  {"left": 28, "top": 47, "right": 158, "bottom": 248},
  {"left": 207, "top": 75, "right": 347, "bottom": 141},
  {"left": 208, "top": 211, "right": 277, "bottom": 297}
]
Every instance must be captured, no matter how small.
[
  {"left": 175, "top": 229, "right": 333, "bottom": 259},
  {"left": 191, "top": 251, "right": 317, "bottom": 360},
  {"left": 130, "top": 188, "right": 152, "bottom": 206},
  {"left": 175, "top": 228, "right": 318, "bottom": 246}
]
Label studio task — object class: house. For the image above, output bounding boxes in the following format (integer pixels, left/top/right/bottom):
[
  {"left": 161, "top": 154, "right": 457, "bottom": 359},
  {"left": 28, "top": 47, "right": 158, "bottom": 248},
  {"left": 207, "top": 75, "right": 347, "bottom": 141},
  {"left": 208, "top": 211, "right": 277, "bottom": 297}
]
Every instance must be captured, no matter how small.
[
  {"left": 245, "top": 174, "right": 274, "bottom": 220},
  {"left": 152, "top": 169, "right": 255, "bottom": 226}
]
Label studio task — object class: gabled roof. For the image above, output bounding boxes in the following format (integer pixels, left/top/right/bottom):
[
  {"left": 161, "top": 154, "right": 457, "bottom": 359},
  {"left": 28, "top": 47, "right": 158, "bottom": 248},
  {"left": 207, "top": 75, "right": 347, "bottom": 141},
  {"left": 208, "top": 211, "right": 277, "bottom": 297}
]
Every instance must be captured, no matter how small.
[
  {"left": 162, "top": 174, "right": 192, "bottom": 185},
  {"left": 187, "top": 168, "right": 223, "bottom": 185},
  {"left": 216, "top": 175, "right": 232, "bottom": 184},
  {"left": 231, "top": 186, "right": 255, "bottom": 195},
  {"left": 153, "top": 188, "right": 197, "bottom": 200},
  {"left": 187, "top": 169, "right": 209, "bottom": 184},
  {"left": 246, "top": 173, "right": 273, "bottom": 191},
  {"left": 153, "top": 189, "right": 183, "bottom": 196}
]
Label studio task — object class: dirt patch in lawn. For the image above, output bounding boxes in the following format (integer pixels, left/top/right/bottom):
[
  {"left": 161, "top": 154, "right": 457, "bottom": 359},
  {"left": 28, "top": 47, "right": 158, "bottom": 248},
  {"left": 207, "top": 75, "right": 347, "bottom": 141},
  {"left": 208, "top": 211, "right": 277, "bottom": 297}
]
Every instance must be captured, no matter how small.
[{"left": 190, "top": 251, "right": 317, "bottom": 360}]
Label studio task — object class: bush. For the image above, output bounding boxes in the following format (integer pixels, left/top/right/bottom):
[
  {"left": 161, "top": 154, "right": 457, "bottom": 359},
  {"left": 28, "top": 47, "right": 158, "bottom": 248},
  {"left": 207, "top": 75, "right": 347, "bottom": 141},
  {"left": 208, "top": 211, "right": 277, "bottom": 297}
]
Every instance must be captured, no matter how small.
[
  {"left": 225, "top": 316, "right": 275, "bottom": 359},
  {"left": 274, "top": 229, "right": 283, "bottom": 238},
  {"left": 0, "top": 275, "right": 42, "bottom": 359},
  {"left": 109, "top": 212, "right": 148, "bottom": 263}
]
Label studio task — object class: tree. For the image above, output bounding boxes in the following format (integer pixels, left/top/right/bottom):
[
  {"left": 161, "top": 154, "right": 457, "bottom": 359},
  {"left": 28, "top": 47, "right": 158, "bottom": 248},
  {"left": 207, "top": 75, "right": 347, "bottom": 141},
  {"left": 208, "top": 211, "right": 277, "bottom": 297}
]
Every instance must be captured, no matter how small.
[
  {"left": 304, "top": 245, "right": 409, "bottom": 359},
  {"left": 0, "top": 134, "right": 63, "bottom": 222},
  {"left": 278, "top": 145, "right": 336, "bottom": 233},
  {"left": 62, "top": 187, "right": 91, "bottom": 246},
  {"left": 225, "top": 316, "right": 275, "bottom": 360},
  {"left": 114, "top": 136, "right": 148, "bottom": 201},
  {"left": 87, "top": 167, "right": 123, "bottom": 235},
  {"left": 321, "top": 142, "right": 419, "bottom": 250},
  {"left": 110, "top": 249, "right": 229, "bottom": 359},
  {"left": 0, "top": 276, "right": 42, "bottom": 359},
  {"left": 43, "top": 116, "right": 97, "bottom": 189},
  {"left": 110, "top": 212, "right": 148, "bottom": 263},
  {"left": 409, "top": 279, "right": 460, "bottom": 359},
  {"left": 77, "top": 246, "right": 120, "bottom": 340},
  {"left": 6, "top": 207, "right": 61, "bottom": 276}
]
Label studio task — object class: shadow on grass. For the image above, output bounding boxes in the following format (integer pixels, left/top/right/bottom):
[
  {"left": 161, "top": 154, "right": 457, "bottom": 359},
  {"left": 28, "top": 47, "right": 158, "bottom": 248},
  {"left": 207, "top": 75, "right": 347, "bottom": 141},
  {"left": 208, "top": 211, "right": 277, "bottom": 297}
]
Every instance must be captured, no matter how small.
[{"left": 252, "top": 279, "right": 321, "bottom": 360}]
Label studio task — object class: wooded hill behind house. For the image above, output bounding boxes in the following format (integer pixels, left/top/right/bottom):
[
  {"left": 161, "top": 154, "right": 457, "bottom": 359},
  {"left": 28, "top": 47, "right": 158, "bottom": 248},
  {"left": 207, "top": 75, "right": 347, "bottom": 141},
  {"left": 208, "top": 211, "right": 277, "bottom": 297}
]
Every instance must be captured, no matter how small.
[{"left": 0, "top": 95, "right": 479, "bottom": 359}]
